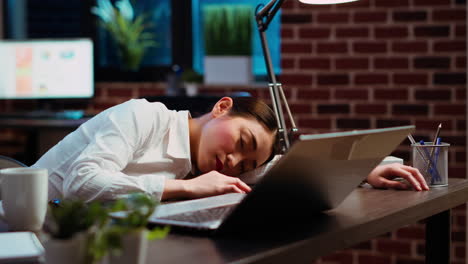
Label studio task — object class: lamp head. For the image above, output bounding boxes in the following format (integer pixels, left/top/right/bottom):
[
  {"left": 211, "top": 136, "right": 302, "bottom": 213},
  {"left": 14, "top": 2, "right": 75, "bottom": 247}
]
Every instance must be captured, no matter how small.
[{"left": 298, "top": 0, "right": 358, "bottom": 4}]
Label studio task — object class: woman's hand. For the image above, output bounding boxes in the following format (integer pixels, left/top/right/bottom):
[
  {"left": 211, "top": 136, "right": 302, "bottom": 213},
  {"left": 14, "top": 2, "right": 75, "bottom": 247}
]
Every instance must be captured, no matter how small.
[
  {"left": 162, "top": 171, "right": 251, "bottom": 200},
  {"left": 184, "top": 171, "right": 251, "bottom": 199},
  {"left": 366, "top": 163, "right": 429, "bottom": 191}
]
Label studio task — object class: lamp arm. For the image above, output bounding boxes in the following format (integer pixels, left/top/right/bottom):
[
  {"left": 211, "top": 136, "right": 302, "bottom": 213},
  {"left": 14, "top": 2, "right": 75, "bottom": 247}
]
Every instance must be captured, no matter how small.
[
  {"left": 256, "top": 0, "right": 298, "bottom": 153},
  {"left": 256, "top": 0, "right": 286, "bottom": 32},
  {"left": 255, "top": 0, "right": 276, "bottom": 18}
]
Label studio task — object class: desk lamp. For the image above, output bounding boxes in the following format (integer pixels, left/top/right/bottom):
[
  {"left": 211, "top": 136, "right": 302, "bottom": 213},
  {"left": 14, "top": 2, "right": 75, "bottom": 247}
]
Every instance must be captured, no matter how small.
[{"left": 255, "top": 0, "right": 359, "bottom": 153}]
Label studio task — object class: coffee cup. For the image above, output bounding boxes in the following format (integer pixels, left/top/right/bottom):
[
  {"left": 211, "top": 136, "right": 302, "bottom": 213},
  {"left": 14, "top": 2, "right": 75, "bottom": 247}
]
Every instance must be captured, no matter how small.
[{"left": 0, "top": 168, "right": 48, "bottom": 231}]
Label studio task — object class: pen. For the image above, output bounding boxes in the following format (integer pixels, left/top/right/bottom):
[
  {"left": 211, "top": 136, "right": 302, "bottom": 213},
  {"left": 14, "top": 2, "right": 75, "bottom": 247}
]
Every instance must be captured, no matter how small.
[
  {"left": 408, "top": 134, "right": 440, "bottom": 181},
  {"left": 420, "top": 141, "right": 434, "bottom": 184},
  {"left": 408, "top": 135, "right": 430, "bottom": 167},
  {"left": 420, "top": 140, "right": 442, "bottom": 184},
  {"left": 426, "top": 124, "right": 442, "bottom": 179},
  {"left": 432, "top": 137, "right": 442, "bottom": 182},
  {"left": 419, "top": 140, "right": 432, "bottom": 160},
  {"left": 407, "top": 134, "right": 417, "bottom": 145}
]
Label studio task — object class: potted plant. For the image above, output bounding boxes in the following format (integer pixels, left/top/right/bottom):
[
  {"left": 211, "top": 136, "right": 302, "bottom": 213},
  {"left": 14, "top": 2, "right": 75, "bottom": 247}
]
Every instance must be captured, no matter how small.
[
  {"left": 92, "top": 193, "right": 169, "bottom": 264},
  {"left": 181, "top": 69, "right": 203, "bottom": 96},
  {"left": 203, "top": 5, "right": 253, "bottom": 85},
  {"left": 44, "top": 200, "right": 107, "bottom": 264},
  {"left": 91, "top": 0, "right": 157, "bottom": 71}
]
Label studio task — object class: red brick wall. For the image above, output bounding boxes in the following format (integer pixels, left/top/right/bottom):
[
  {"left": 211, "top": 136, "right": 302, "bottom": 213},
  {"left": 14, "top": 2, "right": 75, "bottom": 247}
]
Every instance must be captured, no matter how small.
[
  {"left": 280, "top": 0, "right": 466, "bottom": 263},
  {"left": 0, "top": 0, "right": 466, "bottom": 262}
]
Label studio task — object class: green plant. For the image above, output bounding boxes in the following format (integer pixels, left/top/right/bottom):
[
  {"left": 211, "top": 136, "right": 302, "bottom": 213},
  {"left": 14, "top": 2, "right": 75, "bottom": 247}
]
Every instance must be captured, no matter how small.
[
  {"left": 91, "top": 0, "right": 157, "bottom": 71},
  {"left": 87, "top": 193, "right": 169, "bottom": 261},
  {"left": 46, "top": 200, "right": 107, "bottom": 240},
  {"left": 204, "top": 5, "right": 253, "bottom": 56},
  {"left": 47, "top": 194, "right": 168, "bottom": 263},
  {"left": 46, "top": 200, "right": 109, "bottom": 264},
  {"left": 110, "top": 192, "right": 158, "bottom": 229},
  {"left": 181, "top": 69, "right": 203, "bottom": 84}
]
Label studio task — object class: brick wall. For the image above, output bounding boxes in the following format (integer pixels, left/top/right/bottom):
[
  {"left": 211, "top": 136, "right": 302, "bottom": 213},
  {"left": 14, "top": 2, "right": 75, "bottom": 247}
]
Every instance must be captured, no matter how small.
[
  {"left": 280, "top": 0, "right": 466, "bottom": 263},
  {"left": 0, "top": 0, "right": 466, "bottom": 263}
]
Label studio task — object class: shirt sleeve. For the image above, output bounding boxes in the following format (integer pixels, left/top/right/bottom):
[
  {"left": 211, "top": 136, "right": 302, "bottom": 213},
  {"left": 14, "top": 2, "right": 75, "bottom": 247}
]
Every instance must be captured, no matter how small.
[{"left": 62, "top": 99, "right": 169, "bottom": 202}]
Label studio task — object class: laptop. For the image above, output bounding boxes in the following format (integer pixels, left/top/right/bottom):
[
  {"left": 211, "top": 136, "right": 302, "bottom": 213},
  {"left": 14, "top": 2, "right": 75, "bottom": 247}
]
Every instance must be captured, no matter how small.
[{"left": 137, "top": 125, "right": 414, "bottom": 235}]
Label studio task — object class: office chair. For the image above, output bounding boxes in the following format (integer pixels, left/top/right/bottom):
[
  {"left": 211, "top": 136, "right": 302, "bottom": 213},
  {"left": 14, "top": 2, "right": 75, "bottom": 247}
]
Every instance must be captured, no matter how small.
[
  {"left": 0, "top": 155, "right": 28, "bottom": 199},
  {"left": 0, "top": 155, "right": 27, "bottom": 169}
]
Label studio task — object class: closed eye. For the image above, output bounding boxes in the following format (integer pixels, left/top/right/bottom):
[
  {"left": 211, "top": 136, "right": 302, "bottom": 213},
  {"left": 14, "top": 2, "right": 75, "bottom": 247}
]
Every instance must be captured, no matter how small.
[{"left": 240, "top": 134, "right": 244, "bottom": 150}]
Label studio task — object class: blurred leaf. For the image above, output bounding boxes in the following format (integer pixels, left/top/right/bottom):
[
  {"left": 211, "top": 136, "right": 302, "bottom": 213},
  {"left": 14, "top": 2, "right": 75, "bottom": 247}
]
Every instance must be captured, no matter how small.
[
  {"left": 91, "top": 0, "right": 158, "bottom": 70},
  {"left": 182, "top": 69, "right": 203, "bottom": 83},
  {"left": 147, "top": 226, "right": 170, "bottom": 241},
  {"left": 204, "top": 5, "right": 252, "bottom": 56},
  {"left": 47, "top": 200, "right": 107, "bottom": 240},
  {"left": 51, "top": 192, "right": 169, "bottom": 263}
]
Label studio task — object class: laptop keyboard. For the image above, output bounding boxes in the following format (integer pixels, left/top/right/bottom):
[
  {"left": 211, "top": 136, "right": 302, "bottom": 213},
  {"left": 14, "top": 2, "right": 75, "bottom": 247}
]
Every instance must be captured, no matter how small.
[{"left": 159, "top": 204, "right": 235, "bottom": 223}]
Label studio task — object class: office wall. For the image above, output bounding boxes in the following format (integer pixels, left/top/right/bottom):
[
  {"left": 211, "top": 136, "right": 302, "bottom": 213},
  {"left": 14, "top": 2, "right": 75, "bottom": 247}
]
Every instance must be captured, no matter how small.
[
  {"left": 0, "top": 0, "right": 465, "bottom": 263},
  {"left": 279, "top": 1, "right": 466, "bottom": 263}
]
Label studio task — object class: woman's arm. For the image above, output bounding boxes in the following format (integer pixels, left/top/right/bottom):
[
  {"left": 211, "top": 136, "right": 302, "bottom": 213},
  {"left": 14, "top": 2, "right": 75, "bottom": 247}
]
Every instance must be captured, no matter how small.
[
  {"left": 162, "top": 171, "right": 251, "bottom": 200},
  {"left": 366, "top": 163, "right": 429, "bottom": 191},
  {"left": 62, "top": 100, "right": 168, "bottom": 202}
]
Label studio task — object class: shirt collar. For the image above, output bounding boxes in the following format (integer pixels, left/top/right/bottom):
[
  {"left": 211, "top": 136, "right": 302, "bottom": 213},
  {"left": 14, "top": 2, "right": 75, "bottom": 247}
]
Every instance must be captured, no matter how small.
[{"left": 166, "top": 110, "right": 191, "bottom": 161}]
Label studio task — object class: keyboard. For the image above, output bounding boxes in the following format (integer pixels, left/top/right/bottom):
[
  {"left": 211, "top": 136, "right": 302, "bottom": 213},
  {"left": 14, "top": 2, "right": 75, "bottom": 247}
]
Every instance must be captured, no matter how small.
[{"left": 158, "top": 204, "right": 235, "bottom": 223}]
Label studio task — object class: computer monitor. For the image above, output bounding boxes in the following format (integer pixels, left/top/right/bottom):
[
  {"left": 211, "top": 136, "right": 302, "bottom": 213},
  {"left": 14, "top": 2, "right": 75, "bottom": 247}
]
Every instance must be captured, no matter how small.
[{"left": 0, "top": 39, "right": 93, "bottom": 100}]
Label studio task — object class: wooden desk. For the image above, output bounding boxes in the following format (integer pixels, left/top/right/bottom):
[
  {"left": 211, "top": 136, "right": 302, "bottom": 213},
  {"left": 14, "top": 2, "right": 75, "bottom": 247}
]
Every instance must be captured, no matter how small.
[
  {"left": 147, "top": 178, "right": 468, "bottom": 264},
  {"left": 0, "top": 178, "right": 465, "bottom": 264}
]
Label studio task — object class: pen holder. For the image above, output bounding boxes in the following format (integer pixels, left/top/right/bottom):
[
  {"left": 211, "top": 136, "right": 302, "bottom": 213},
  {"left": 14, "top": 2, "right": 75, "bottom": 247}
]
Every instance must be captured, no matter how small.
[{"left": 411, "top": 142, "right": 450, "bottom": 187}]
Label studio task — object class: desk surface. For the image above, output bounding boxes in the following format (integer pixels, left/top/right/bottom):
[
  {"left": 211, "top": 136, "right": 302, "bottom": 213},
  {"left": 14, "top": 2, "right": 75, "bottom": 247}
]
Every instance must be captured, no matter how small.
[
  {"left": 147, "top": 178, "right": 468, "bottom": 264},
  {"left": 0, "top": 118, "right": 90, "bottom": 129},
  {"left": 0, "top": 179, "right": 466, "bottom": 263}
]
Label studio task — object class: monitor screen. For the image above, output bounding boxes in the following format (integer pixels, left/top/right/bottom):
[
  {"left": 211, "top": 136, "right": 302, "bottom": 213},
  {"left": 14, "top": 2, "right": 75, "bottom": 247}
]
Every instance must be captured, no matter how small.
[{"left": 0, "top": 39, "right": 94, "bottom": 99}]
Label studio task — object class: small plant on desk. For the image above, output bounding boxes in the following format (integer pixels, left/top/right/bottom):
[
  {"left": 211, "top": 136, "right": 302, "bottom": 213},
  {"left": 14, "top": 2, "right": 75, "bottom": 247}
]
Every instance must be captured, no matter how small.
[
  {"left": 44, "top": 200, "right": 108, "bottom": 264},
  {"left": 45, "top": 193, "right": 169, "bottom": 264},
  {"left": 181, "top": 69, "right": 203, "bottom": 96},
  {"left": 88, "top": 192, "right": 170, "bottom": 264}
]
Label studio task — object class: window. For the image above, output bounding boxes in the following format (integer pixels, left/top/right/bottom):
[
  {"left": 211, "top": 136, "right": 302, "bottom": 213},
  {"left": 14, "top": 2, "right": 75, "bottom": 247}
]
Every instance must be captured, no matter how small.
[
  {"left": 91, "top": 0, "right": 185, "bottom": 81},
  {"left": 192, "top": 0, "right": 282, "bottom": 79},
  {"left": 96, "top": 0, "right": 172, "bottom": 68},
  {"left": 2, "top": 0, "right": 281, "bottom": 81},
  {"left": 4, "top": 0, "right": 87, "bottom": 39},
  {"left": 2, "top": 0, "right": 184, "bottom": 81}
]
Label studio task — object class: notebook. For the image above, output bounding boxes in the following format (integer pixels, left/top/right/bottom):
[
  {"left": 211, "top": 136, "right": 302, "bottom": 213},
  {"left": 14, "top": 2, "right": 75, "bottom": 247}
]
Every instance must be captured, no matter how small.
[
  {"left": 0, "top": 232, "right": 44, "bottom": 263},
  {"left": 134, "top": 125, "right": 415, "bottom": 234}
]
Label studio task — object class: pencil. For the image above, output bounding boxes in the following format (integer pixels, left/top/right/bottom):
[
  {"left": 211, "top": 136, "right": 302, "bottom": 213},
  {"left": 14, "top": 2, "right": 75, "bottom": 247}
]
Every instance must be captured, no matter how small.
[
  {"left": 426, "top": 124, "right": 442, "bottom": 174},
  {"left": 408, "top": 134, "right": 438, "bottom": 178},
  {"left": 407, "top": 134, "right": 416, "bottom": 145},
  {"left": 432, "top": 123, "right": 442, "bottom": 146}
]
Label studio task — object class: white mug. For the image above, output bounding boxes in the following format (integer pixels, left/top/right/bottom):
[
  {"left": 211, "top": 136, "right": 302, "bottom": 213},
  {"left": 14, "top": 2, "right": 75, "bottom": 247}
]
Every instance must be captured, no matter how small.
[{"left": 0, "top": 168, "right": 48, "bottom": 231}]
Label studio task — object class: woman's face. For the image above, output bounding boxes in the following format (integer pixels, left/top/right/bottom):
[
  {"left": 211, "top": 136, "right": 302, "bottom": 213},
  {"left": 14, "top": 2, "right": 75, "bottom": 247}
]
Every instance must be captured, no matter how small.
[{"left": 196, "top": 115, "right": 275, "bottom": 176}]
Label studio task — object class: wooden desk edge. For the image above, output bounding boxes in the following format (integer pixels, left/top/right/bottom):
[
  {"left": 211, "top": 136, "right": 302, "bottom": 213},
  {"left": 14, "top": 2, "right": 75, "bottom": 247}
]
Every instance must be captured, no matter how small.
[{"left": 237, "top": 178, "right": 468, "bottom": 264}]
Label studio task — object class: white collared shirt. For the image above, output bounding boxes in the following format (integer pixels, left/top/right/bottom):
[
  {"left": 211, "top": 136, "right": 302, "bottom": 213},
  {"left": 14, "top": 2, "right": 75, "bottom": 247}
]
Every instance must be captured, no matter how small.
[{"left": 32, "top": 99, "right": 192, "bottom": 202}]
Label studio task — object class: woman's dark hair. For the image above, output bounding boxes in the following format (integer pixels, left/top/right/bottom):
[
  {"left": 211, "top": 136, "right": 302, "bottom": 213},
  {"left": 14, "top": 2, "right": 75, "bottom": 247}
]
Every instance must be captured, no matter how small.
[{"left": 227, "top": 97, "right": 280, "bottom": 163}]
